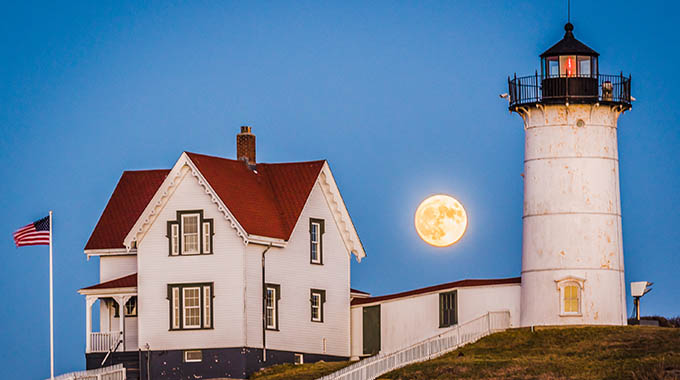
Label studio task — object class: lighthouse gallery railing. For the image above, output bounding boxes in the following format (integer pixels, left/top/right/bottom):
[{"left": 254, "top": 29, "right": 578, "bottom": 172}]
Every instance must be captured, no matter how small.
[
  {"left": 316, "top": 310, "right": 511, "bottom": 380},
  {"left": 508, "top": 73, "right": 631, "bottom": 108}
]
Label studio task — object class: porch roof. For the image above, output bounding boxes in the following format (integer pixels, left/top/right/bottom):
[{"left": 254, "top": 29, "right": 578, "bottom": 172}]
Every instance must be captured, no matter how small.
[{"left": 80, "top": 273, "right": 137, "bottom": 293}]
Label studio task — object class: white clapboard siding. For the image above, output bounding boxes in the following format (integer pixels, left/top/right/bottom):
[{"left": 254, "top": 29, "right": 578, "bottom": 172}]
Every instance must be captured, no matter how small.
[
  {"left": 350, "top": 284, "right": 520, "bottom": 357},
  {"left": 100, "top": 256, "right": 137, "bottom": 283},
  {"left": 136, "top": 171, "right": 247, "bottom": 351},
  {"left": 246, "top": 182, "right": 351, "bottom": 357}
]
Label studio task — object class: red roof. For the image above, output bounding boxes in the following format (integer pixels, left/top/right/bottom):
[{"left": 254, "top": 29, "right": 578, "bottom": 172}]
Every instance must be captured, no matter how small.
[
  {"left": 81, "top": 273, "right": 137, "bottom": 290},
  {"left": 187, "top": 152, "right": 325, "bottom": 240},
  {"left": 351, "top": 277, "right": 521, "bottom": 306},
  {"left": 85, "top": 170, "right": 169, "bottom": 250},
  {"left": 85, "top": 153, "right": 325, "bottom": 250}
]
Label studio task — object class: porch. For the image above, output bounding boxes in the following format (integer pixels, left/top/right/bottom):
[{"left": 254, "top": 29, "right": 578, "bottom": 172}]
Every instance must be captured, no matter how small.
[{"left": 78, "top": 273, "right": 138, "bottom": 354}]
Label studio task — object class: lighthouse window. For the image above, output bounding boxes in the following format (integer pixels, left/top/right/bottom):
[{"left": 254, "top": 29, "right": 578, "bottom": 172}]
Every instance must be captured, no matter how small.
[
  {"left": 559, "top": 55, "right": 577, "bottom": 77},
  {"left": 578, "top": 56, "right": 591, "bottom": 77},
  {"left": 546, "top": 57, "right": 559, "bottom": 78},
  {"left": 564, "top": 285, "right": 580, "bottom": 313}
]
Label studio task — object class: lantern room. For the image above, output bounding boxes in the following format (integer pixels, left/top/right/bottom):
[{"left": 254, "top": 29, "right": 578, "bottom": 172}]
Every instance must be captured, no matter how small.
[
  {"left": 540, "top": 23, "right": 598, "bottom": 79},
  {"left": 507, "top": 23, "right": 631, "bottom": 110}
]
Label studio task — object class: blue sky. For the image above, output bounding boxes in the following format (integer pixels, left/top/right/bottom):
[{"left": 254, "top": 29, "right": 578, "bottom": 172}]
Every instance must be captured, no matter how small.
[{"left": 1, "top": 1, "right": 679, "bottom": 378}]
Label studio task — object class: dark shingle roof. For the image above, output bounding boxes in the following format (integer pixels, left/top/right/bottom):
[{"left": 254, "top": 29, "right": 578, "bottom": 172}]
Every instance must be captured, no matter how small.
[{"left": 541, "top": 23, "right": 599, "bottom": 58}]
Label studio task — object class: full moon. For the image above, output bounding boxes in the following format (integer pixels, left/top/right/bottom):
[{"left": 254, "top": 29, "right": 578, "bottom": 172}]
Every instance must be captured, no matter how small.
[{"left": 414, "top": 194, "right": 468, "bottom": 247}]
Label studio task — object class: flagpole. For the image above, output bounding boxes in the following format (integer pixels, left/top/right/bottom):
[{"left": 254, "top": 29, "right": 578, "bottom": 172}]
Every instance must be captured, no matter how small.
[{"left": 49, "top": 210, "right": 54, "bottom": 380}]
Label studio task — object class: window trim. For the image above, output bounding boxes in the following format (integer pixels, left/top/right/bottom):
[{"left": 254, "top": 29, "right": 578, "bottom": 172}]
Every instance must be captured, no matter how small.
[
  {"left": 309, "top": 218, "right": 325, "bottom": 265},
  {"left": 167, "top": 282, "right": 214, "bottom": 331},
  {"left": 181, "top": 213, "right": 201, "bottom": 255},
  {"left": 294, "top": 353, "right": 304, "bottom": 365},
  {"left": 556, "top": 277, "right": 585, "bottom": 317},
  {"left": 265, "top": 283, "right": 281, "bottom": 331},
  {"left": 183, "top": 350, "right": 202, "bottom": 363},
  {"left": 182, "top": 287, "right": 201, "bottom": 328},
  {"left": 310, "top": 289, "right": 326, "bottom": 323},
  {"left": 439, "top": 290, "right": 457, "bottom": 328},
  {"left": 167, "top": 210, "right": 214, "bottom": 256}
]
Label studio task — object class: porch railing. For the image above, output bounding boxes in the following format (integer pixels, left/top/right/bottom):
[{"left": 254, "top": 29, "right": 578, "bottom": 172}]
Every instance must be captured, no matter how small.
[
  {"left": 315, "top": 310, "right": 511, "bottom": 380},
  {"left": 47, "top": 364, "right": 125, "bottom": 380},
  {"left": 90, "top": 332, "right": 121, "bottom": 353}
]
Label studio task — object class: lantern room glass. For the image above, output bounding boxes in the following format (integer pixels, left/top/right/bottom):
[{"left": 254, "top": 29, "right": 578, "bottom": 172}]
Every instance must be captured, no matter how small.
[{"left": 543, "top": 55, "right": 597, "bottom": 78}]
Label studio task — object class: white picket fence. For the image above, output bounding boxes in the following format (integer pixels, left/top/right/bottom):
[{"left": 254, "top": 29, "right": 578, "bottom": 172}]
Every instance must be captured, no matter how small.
[
  {"left": 316, "top": 310, "right": 511, "bottom": 380},
  {"left": 48, "top": 364, "right": 126, "bottom": 380}
]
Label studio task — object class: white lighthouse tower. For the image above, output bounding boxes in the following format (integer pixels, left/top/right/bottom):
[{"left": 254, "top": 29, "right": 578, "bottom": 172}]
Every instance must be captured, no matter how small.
[{"left": 508, "top": 23, "right": 631, "bottom": 326}]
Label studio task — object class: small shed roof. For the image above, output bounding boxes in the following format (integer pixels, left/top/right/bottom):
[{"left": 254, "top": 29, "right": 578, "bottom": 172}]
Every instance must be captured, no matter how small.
[{"left": 351, "top": 277, "right": 521, "bottom": 306}]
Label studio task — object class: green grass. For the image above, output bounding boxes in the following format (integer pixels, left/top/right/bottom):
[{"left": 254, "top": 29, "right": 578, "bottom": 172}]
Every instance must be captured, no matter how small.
[
  {"left": 250, "top": 327, "right": 680, "bottom": 380},
  {"left": 381, "top": 326, "right": 680, "bottom": 380},
  {"left": 249, "top": 360, "right": 352, "bottom": 380}
]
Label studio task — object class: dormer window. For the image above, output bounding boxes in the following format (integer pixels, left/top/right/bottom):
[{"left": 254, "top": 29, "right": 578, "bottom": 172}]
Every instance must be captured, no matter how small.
[
  {"left": 168, "top": 210, "right": 213, "bottom": 256},
  {"left": 309, "top": 218, "right": 325, "bottom": 265}
]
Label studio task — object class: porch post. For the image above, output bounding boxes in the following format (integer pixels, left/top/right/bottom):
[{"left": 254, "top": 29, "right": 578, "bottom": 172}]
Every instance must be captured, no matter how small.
[
  {"left": 114, "top": 295, "right": 131, "bottom": 351},
  {"left": 121, "top": 295, "right": 130, "bottom": 351},
  {"left": 85, "top": 296, "right": 97, "bottom": 353}
]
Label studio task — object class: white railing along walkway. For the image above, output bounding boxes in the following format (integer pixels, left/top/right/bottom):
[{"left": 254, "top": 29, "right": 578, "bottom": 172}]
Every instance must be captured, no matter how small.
[
  {"left": 47, "top": 364, "right": 126, "bottom": 380},
  {"left": 317, "top": 310, "right": 511, "bottom": 380}
]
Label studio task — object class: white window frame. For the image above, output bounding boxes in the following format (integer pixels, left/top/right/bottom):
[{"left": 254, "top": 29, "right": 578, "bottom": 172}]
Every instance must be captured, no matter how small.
[
  {"left": 184, "top": 350, "right": 202, "bottom": 363},
  {"left": 265, "top": 286, "right": 277, "bottom": 330},
  {"left": 311, "top": 292, "right": 322, "bottom": 322},
  {"left": 556, "top": 277, "right": 585, "bottom": 317},
  {"left": 311, "top": 222, "right": 321, "bottom": 263},
  {"left": 182, "top": 214, "right": 200, "bottom": 255},
  {"left": 294, "top": 353, "right": 304, "bottom": 365},
  {"left": 183, "top": 287, "right": 201, "bottom": 329}
]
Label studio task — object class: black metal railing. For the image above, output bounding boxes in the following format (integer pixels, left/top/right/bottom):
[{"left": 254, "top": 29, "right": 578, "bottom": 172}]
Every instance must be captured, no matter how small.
[{"left": 508, "top": 72, "right": 631, "bottom": 108}]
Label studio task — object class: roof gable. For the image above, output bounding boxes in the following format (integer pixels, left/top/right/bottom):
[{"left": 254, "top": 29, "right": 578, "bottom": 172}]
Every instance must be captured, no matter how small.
[
  {"left": 186, "top": 152, "right": 324, "bottom": 240},
  {"left": 85, "top": 170, "right": 169, "bottom": 251},
  {"left": 87, "top": 152, "right": 365, "bottom": 260}
]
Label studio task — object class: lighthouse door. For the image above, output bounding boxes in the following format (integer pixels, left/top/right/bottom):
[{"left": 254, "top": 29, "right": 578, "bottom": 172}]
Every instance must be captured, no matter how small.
[{"left": 362, "top": 305, "right": 381, "bottom": 355}]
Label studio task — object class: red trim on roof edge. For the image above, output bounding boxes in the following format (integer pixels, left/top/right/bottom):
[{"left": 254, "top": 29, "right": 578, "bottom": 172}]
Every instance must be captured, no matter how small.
[
  {"left": 81, "top": 273, "right": 137, "bottom": 290},
  {"left": 350, "top": 277, "right": 521, "bottom": 306},
  {"left": 350, "top": 288, "right": 370, "bottom": 295}
]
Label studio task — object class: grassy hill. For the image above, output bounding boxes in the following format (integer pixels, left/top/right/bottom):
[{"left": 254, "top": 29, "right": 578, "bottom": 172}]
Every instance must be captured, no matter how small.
[{"left": 250, "top": 326, "right": 680, "bottom": 380}]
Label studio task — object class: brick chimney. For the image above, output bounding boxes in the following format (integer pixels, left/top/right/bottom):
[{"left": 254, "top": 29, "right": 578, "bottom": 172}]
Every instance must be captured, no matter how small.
[{"left": 236, "top": 126, "right": 256, "bottom": 164}]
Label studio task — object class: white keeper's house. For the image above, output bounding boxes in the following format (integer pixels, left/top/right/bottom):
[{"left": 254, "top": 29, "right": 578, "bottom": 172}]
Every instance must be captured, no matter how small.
[
  {"left": 79, "top": 127, "right": 520, "bottom": 380},
  {"left": 78, "top": 22, "right": 633, "bottom": 380}
]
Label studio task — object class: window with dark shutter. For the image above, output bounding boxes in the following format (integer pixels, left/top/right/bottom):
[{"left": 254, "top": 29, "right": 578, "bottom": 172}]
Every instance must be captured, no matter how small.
[
  {"left": 439, "top": 290, "right": 457, "bottom": 328},
  {"left": 167, "top": 210, "right": 214, "bottom": 256},
  {"left": 309, "top": 218, "right": 325, "bottom": 264}
]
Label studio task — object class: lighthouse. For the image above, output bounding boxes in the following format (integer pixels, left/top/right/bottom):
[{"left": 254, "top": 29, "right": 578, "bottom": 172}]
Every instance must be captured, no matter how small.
[{"left": 508, "top": 23, "right": 632, "bottom": 326}]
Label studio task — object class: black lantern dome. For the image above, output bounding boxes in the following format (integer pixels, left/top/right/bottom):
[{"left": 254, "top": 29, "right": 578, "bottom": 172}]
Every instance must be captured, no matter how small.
[
  {"left": 540, "top": 23, "right": 598, "bottom": 79},
  {"left": 507, "top": 23, "right": 631, "bottom": 110}
]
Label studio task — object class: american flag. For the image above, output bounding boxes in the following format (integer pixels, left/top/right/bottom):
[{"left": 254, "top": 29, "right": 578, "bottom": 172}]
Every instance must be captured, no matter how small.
[{"left": 13, "top": 216, "right": 51, "bottom": 247}]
